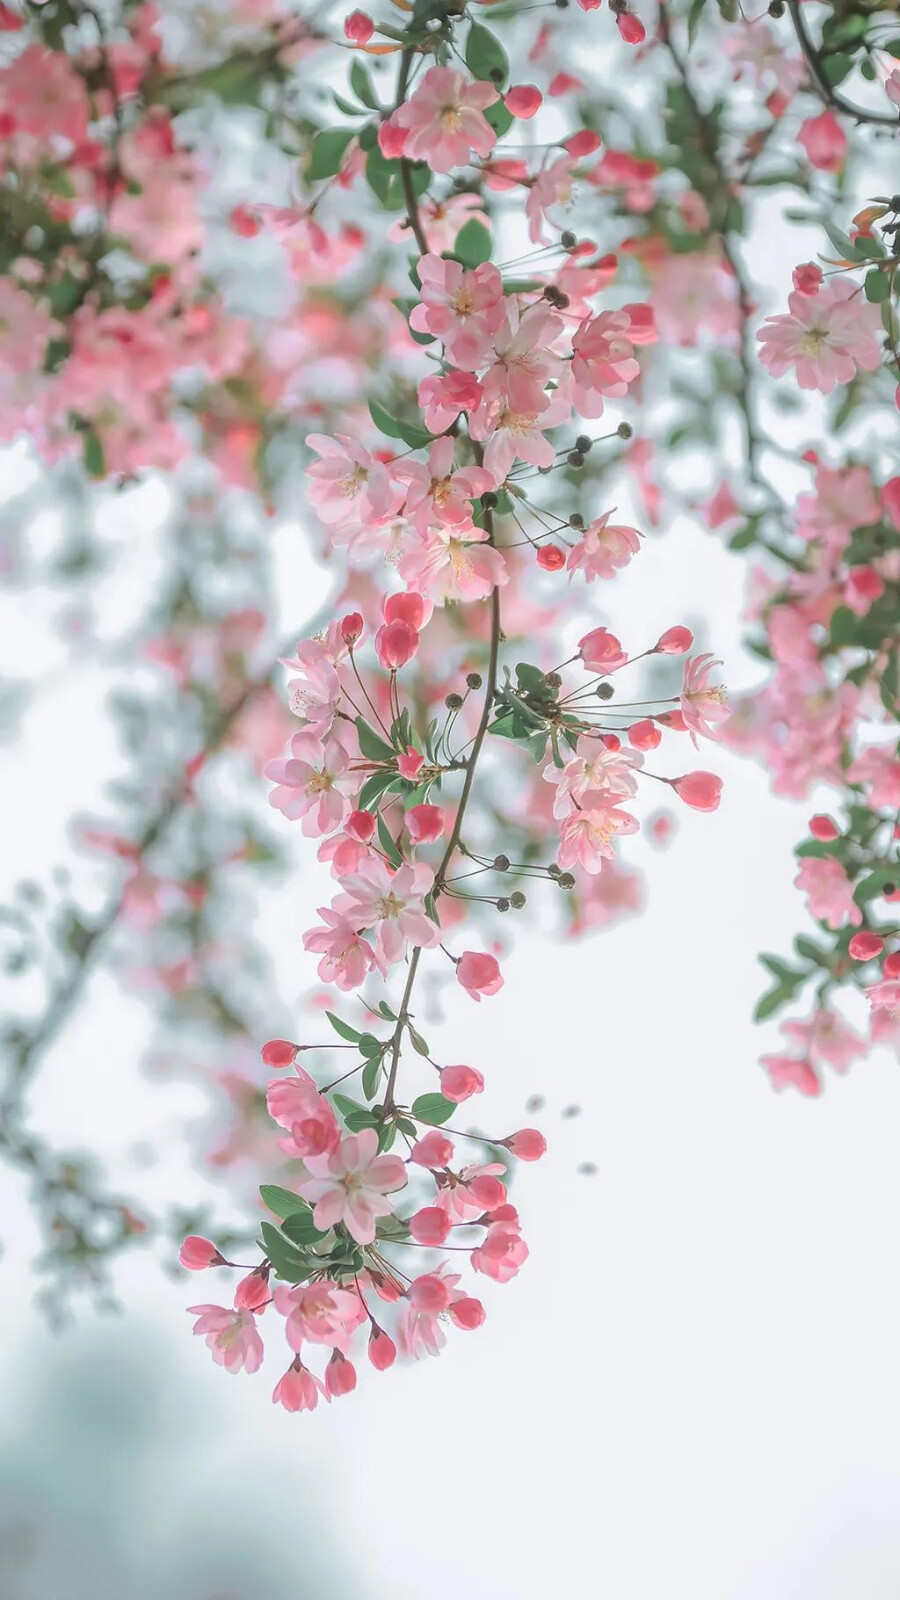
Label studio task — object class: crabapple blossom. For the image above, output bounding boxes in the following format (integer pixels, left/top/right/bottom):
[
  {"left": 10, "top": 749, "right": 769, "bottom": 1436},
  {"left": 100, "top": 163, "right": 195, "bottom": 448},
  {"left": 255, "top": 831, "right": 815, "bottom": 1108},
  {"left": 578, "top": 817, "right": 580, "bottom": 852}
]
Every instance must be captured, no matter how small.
[
  {"left": 382, "top": 66, "right": 499, "bottom": 173},
  {"left": 456, "top": 951, "right": 504, "bottom": 1001},
  {"left": 757, "top": 281, "right": 882, "bottom": 393},
  {"left": 298, "top": 1130, "right": 407, "bottom": 1245}
]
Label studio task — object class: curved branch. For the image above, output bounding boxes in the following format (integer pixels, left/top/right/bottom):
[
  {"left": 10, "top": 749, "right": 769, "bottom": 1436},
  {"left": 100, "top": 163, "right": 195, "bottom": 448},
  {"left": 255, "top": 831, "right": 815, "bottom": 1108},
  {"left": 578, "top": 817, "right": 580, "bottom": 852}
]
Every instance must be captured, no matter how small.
[{"left": 787, "top": 0, "right": 900, "bottom": 129}]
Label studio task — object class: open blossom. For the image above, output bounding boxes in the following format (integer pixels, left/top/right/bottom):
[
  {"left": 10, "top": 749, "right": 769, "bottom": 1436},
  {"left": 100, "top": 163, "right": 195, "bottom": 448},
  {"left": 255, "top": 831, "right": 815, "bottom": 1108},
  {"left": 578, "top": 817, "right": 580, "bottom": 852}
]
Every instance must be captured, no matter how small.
[
  {"left": 481, "top": 303, "right": 565, "bottom": 414},
  {"left": 396, "top": 1266, "right": 477, "bottom": 1358},
  {"left": 188, "top": 1305, "right": 264, "bottom": 1374},
  {"left": 782, "top": 1010, "right": 865, "bottom": 1074},
  {"left": 680, "top": 654, "right": 729, "bottom": 745},
  {"left": 298, "top": 1129, "right": 407, "bottom": 1245},
  {"left": 567, "top": 513, "right": 642, "bottom": 582},
  {"left": 335, "top": 858, "right": 439, "bottom": 965},
  {"left": 794, "top": 856, "right": 862, "bottom": 930},
  {"left": 266, "top": 1070, "right": 339, "bottom": 1156},
  {"left": 306, "top": 433, "right": 401, "bottom": 528},
  {"left": 568, "top": 310, "right": 641, "bottom": 417},
  {"left": 397, "top": 437, "right": 494, "bottom": 533},
  {"left": 797, "top": 110, "right": 847, "bottom": 173},
  {"left": 409, "top": 255, "right": 504, "bottom": 369},
  {"left": 303, "top": 905, "right": 383, "bottom": 990},
  {"left": 281, "top": 639, "right": 341, "bottom": 736},
  {"left": 470, "top": 392, "right": 570, "bottom": 482},
  {"left": 757, "top": 280, "right": 882, "bottom": 393},
  {"left": 544, "top": 741, "right": 642, "bottom": 819},
  {"left": 382, "top": 66, "right": 498, "bottom": 173},
  {"left": 274, "top": 1281, "right": 366, "bottom": 1351},
  {"left": 558, "top": 799, "right": 639, "bottom": 875},
  {"left": 264, "top": 732, "right": 355, "bottom": 835},
  {"left": 272, "top": 1360, "right": 328, "bottom": 1413},
  {"left": 400, "top": 523, "right": 508, "bottom": 604},
  {"left": 525, "top": 153, "right": 577, "bottom": 243}
]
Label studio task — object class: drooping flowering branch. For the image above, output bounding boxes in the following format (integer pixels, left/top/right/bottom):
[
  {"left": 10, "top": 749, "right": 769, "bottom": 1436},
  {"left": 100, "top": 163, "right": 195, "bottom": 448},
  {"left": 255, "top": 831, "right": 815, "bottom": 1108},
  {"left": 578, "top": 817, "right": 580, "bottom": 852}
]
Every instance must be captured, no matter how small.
[{"left": 180, "top": 1, "right": 728, "bottom": 1409}]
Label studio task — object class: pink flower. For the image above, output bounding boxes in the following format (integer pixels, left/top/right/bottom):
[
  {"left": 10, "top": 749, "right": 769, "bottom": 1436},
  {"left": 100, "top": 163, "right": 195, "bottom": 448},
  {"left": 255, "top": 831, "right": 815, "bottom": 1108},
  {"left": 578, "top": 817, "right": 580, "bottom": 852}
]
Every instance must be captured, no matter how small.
[
  {"left": 272, "top": 1359, "right": 329, "bottom": 1412},
  {"left": 567, "top": 514, "right": 642, "bottom": 582},
  {"left": 782, "top": 1010, "right": 865, "bottom": 1074},
  {"left": 281, "top": 639, "right": 342, "bottom": 736},
  {"left": 411, "top": 1130, "right": 455, "bottom": 1167},
  {"left": 440, "top": 1063, "right": 484, "bottom": 1102},
  {"left": 792, "top": 263, "right": 823, "bottom": 297},
  {"left": 4, "top": 46, "right": 90, "bottom": 143},
  {"left": 867, "top": 980, "right": 900, "bottom": 1017},
  {"left": 306, "top": 432, "right": 401, "bottom": 529},
  {"left": 265, "top": 732, "right": 355, "bottom": 835},
  {"left": 303, "top": 905, "right": 383, "bottom": 990},
  {"left": 180, "top": 1235, "right": 224, "bottom": 1270},
  {"left": 397, "top": 437, "right": 494, "bottom": 532},
  {"left": 656, "top": 625, "right": 694, "bottom": 654},
  {"left": 409, "top": 255, "right": 504, "bottom": 369},
  {"left": 335, "top": 858, "right": 439, "bottom": 965},
  {"left": 407, "top": 803, "right": 446, "bottom": 843},
  {"left": 543, "top": 742, "right": 641, "bottom": 818},
  {"left": 375, "top": 618, "right": 419, "bottom": 670},
  {"left": 680, "top": 654, "right": 729, "bottom": 745},
  {"left": 504, "top": 1128, "right": 547, "bottom": 1161},
  {"left": 526, "top": 154, "right": 577, "bottom": 243},
  {"left": 382, "top": 66, "right": 499, "bottom": 174},
  {"left": 409, "top": 1206, "right": 453, "bottom": 1245},
  {"left": 794, "top": 856, "right": 862, "bottom": 930},
  {"left": 506, "top": 83, "right": 542, "bottom": 119},
  {"left": 188, "top": 1305, "right": 264, "bottom": 1374},
  {"left": 757, "top": 280, "right": 882, "bottom": 393},
  {"left": 261, "top": 1038, "right": 299, "bottom": 1068},
  {"left": 299, "top": 1129, "right": 408, "bottom": 1245},
  {"left": 396, "top": 1266, "right": 470, "bottom": 1358},
  {"left": 847, "top": 747, "right": 900, "bottom": 809},
  {"left": 266, "top": 1070, "right": 340, "bottom": 1156},
  {"left": 325, "top": 1350, "right": 357, "bottom": 1398},
  {"left": 418, "top": 370, "right": 483, "bottom": 432},
  {"left": 400, "top": 523, "right": 508, "bottom": 604},
  {"left": 344, "top": 10, "right": 374, "bottom": 43},
  {"left": 568, "top": 310, "right": 640, "bottom": 417},
  {"left": 368, "top": 1326, "right": 398, "bottom": 1369},
  {"left": 275, "top": 1281, "right": 365, "bottom": 1350},
  {"left": 578, "top": 626, "right": 628, "bottom": 672},
  {"left": 481, "top": 303, "right": 565, "bottom": 415},
  {"left": 797, "top": 110, "right": 846, "bottom": 172},
  {"left": 671, "top": 771, "right": 723, "bottom": 811},
  {"left": 472, "top": 1218, "right": 529, "bottom": 1282},
  {"left": 558, "top": 799, "right": 639, "bottom": 875},
  {"left": 457, "top": 950, "right": 503, "bottom": 1001},
  {"left": 761, "top": 1053, "right": 821, "bottom": 1097},
  {"left": 397, "top": 747, "right": 424, "bottom": 780}
]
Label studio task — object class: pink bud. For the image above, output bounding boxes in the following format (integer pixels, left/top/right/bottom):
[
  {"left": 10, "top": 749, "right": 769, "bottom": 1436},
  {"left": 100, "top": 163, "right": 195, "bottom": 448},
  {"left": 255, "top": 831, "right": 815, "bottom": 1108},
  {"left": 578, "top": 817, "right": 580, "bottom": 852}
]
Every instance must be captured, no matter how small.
[
  {"left": 537, "top": 544, "right": 566, "bottom": 571},
  {"left": 578, "top": 626, "right": 627, "bottom": 673},
  {"left": 616, "top": 11, "right": 646, "bottom": 43},
  {"left": 601, "top": 732, "right": 621, "bottom": 751},
  {"left": 505, "top": 84, "right": 543, "bottom": 119},
  {"left": 325, "top": 1349, "right": 357, "bottom": 1397},
  {"left": 375, "top": 618, "right": 418, "bottom": 670},
  {"left": 884, "top": 952, "right": 900, "bottom": 979},
  {"left": 410, "top": 1130, "right": 454, "bottom": 1167},
  {"left": 505, "top": 1128, "right": 547, "bottom": 1161},
  {"left": 849, "top": 932, "right": 885, "bottom": 961},
  {"left": 346, "top": 809, "right": 376, "bottom": 842},
  {"left": 409, "top": 1206, "right": 452, "bottom": 1245},
  {"left": 655, "top": 625, "right": 694, "bottom": 654},
  {"left": 809, "top": 814, "right": 839, "bottom": 841},
  {"left": 397, "top": 747, "right": 424, "bottom": 780},
  {"left": 261, "top": 1038, "right": 298, "bottom": 1068},
  {"left": 409, "top": 1273, "right": 451, "bottom": 1313},
  {"left": 440, "top": 1063, "right": 485, "bottom": 1103},
  {"left": 671, "top": 771, "right": 723, "bottom": 812},
  {"left": 341, "top": 611, "right": 364, "bottom": 645},
  {"left": 378, "top": 117, "right": 408, "bottom": 161},
  {"left": 344, "top": 9, "right": 374, "bottom": 43},
  {"left": 883, "top": 477, "right": 900, "bottom": 532},
  {"left": 179, "top": 1235, "right": 224, "bottom": 1270},
  {"left": 623, "top": 302, "right": 658, "bottom": 344},
  {"left": 384, "top": 590, "right": 428, "bottom": 630},
  {"left": 406, "top": 803, "right": 446, "bottom": 843},
  {"left": 797, "top": 109, "right": 846, "bottom": 173},
  {"left": 657, "top": 709, "right": 687, "bottom": 731},
  {"left": 230, "top": 203, "right": 261, "bottom": 237},
  {"left": 792, "top": 262, "right": 823, "bottom": 296},
  {"left": 846, "top": 565, "right": 885, "bottom": 611},
  {"left": 449, "top": 1296, "right": 486, "bottom": 1331},
  {"left": 468, "top": 1173, "right": 507, "bottom": 1210},
  {"left": 627, "top": 718, "right": 661, "bottom": 751},
  {"left": 234, "top": 1268, "right": 270, "bottom": 1311},
  {"left": 368, "top": 1326, "right": 397, "bottom": 1370},
  {"left": 457, "top": 950, "right": 503, "bottom": 1002},
  {"left": 565, "top": 128, "right": 601, "bottom": 158}
]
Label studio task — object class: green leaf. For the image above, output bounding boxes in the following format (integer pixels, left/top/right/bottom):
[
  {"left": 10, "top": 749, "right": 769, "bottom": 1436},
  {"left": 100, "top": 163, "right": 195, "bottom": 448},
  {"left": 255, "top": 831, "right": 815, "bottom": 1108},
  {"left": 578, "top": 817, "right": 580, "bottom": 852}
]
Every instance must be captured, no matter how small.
[
  {"left": 411, "top": 1092, "right": 455, "bottom": 1125},
  {"left": 259, "top": 1220, "right": 307, "bottom": 1282},
  {"left": 259, "top": 1184, "right": 308, "bottom": 1220},
  {"left": 358, "top": 770, "right": 401, "bottom": 809},
  {"left": 333, "top": 1092, "right": 376, "bottom": 1124},
  {"left": 821, "top": 222, "right": 860, "bottom": 262},
  {"left": 484, "top": 99, "right": 513, "bottom": 138},
  {"left": 408, "top": 1024, "right": 430, "bottom": 1056},
  {"left": 358, "top": 1033, "right": 384, "bottom": 1057},
  {"left": 864, "top": 268, "right": 890, "bottom": 304},
  {"left": 308, "top": 127, "right": 354, "bottom": 180},
  {"left": 687, "top": 0, "right": 707, "bottom": 46},
  {"left": 377, "top": 812, "right": 403, "bottom": 868},
  {"left": 362, "top": 1053, "right": 382, "bottom": 1099},
  {"left": 82, "top": 428, "right": 106, "bottom": 479},
  {"left": 454, "top": 218, "right": 492, "bottom": 268},
  {"left": 368, "top": 398, "right": 433, "bottom": 450},
  {"left": 350, "top": 59, "right": 380, "bottom": 109},
  {"left": 465, "top": 21, "right": 509, "bottom": 86},
  {"left": 357, "top": 714, "right": 396, "bottom": 762},
  {"left": 754, "top": 985, "right": 790, "bottom": 1023},
  {"left": 281, "top": 1209, "right": 327, "bottom": 1246},
  {"left": 326, "top": 1011, "right": 362, "bottom": 1043}
]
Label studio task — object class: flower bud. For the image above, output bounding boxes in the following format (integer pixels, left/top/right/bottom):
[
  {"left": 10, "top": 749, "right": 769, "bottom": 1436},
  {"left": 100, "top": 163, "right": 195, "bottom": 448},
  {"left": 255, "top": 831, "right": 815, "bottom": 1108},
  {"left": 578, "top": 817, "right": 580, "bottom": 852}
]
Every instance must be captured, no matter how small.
[
  {"left": 655, "top": 625, "right": 694, "bottom": 654},
  {"left": 261, "top": 1038, "right": 298, "bottom": 1068},
  {"left": 505, "top": 84, "right": 542, "bottom": 119},
  {"left": 809, "top": 814, "right": 839, "bottom": 842},
  {"left": 234, "top": 1267, "right": 270, "bottom": 1311},
  {"left": 505, "top": 1128, "right": 547, "bottom": 1161},
  {"left": 849, "top": 932, "right": 884, "bottom": 961},
  {"left": 340, "top": 611, "right": 364, "bottom": 645},
  {"left": 325, "top": 1350, "right": 357, "bottom": 1397},
  {"left": 578, "top": 627, "right": 627, "bottom": 673},
  {"left": 884, "top": 952, "right": 900, "bottom": 979},
  {"left": 628, "top": 718, "right": 661, "bottom": 751},
  {"left": 440, "top": 1063, "right": 485, "bottom": 1103},
  {"left": 179, "top": 1235, "right": 225, "bottom": 1270},
  {"left": 409, "top": 1206, "right": 452, "bottom": 1245},
  {"left": 409, "top": 1273, "right": 452, "bottom": 1313},
  {"left": 384, "top": 590, "right": 428, "bottom": 630},
  {"left": 411, "top": 1129, "right": 455, "bottom": 1167},
  {"left": 368, "top": 1327, "right": 397, "bottom": 1370},
  {"left": 347, "top": 808, "right": 377, "bottom": 842},
  {"left": 375, "top": 618, "right": 418, "bottom": 671},
  {"left": 671, "top": 771, "right": 723, "bottom": 812},
  {"left": 449, "top": 1296, "right": 486, "bottom": 1331},
  {"left": 537, "top": 544, "right": 566, "bottom": 571},
  {"left": 406, "top": 803, "right": 446, "bottom": 843},
  {"left": 344, "top": 9, "right": 374, "bottom": 42},
  {"left": 616, "top": 10, "right": 646, "bottom": 42}
]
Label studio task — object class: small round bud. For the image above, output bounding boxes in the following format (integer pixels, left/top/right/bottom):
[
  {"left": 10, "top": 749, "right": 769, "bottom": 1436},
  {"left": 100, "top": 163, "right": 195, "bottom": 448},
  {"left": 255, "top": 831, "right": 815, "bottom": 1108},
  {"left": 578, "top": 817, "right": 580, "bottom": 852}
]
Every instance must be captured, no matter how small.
[
  {"left": 545, "top": 671, "right": 562, "bottom": 689},
  {"left": 557, "top": 872, "right": 575, "bottom": 889},
  {"left": 884, "top": 882, "right": 897, "bottom": 897},
  {"left": 493, "top": 854, "right": 511, "bottom": 871},
  {"left": 497, "top": 897, "right": 511, "bottom": 913},
  {"left": 596, "top": 683, "right": 614, "bottom": 700},
  {"left": 466, "top": 672, "right": 483, "bottom": 690},
  {"left": 560, "top": 228, "right": 576, "bottom": 246},
  {"left": 575, "top": 434, "right": 592, "bottom": 453},
  {"left": 767, "top": 0, "right": 784, "bottom": 15},
  {"left": 547, "top": 863, "right": 561, "bottom": 877},
  {"left": 567, "top": 451, "right": 585, "bottom": 468},
  {"left": 510, "top": 891, "right": 526, "bottom": 909},
  {"left": 568, "top": 512, "right": 584, "bottom": 529},
  {"left": 616, "top": 421, "right": 633, "bottom": 439},
  {"left": 445, "top": 693, "right": 464, "bottom": 711},
  {"left": 481, "top": 490, "right": 498, "bottom": 509}
]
